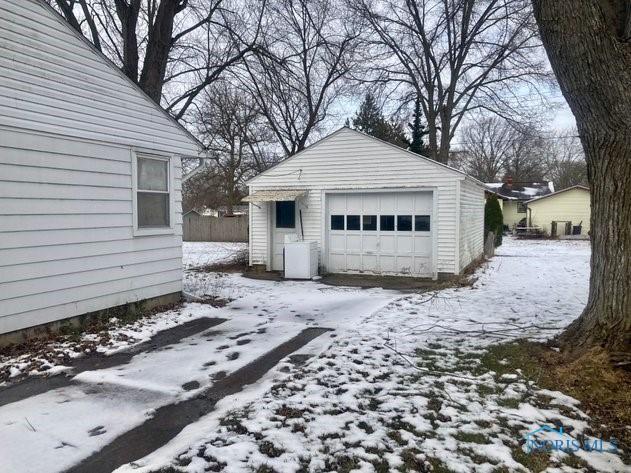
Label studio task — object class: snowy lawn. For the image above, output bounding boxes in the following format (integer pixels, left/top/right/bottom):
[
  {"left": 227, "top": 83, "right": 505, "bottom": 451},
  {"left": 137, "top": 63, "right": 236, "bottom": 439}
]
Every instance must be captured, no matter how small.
[
  {"left": 1, "top": 238, "right": 628, "bottom": 472},
  {"left": 183, "top": 241, "right": 247, "bottom": 269},
  {"left": 115, "top": 238, "right": 628, "bottom": 473}
]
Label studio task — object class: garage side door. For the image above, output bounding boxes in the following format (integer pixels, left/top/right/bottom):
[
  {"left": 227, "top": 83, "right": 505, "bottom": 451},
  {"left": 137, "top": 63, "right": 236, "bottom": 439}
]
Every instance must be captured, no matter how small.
[{"left": 327, "top": 192, "right": 433, "bottom": 276}]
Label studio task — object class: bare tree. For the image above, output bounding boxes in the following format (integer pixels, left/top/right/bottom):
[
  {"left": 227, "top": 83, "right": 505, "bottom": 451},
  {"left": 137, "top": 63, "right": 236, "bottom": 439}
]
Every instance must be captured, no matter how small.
[
  {"left": 458, "top": 116, "right": 546, "bottom": 182},
  {"left": 544, "top": 130, "right": 587, "bottom": 190},
  {"left": 532, "top": 0, "right": 631, "bottom": 356},
  {"left": 192, "top": 82, "right": 278, "bottom": 213},
  {"left": 237, "top": 0, "right": 359, "bottom": 156},
  {"left": 352, "top": 0, "right": 547, "bottom": 164},
  {"left": 51, "top": 0, "right": 265, "bottom": 119}
]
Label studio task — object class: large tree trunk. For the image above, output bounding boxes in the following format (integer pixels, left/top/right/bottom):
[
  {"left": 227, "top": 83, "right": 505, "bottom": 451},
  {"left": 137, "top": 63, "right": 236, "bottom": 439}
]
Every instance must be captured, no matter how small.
[
  {"left": 532, "top": 0, "right": 631, "bottom": 353},
  {"left": 139, "top": 0, "right": 182, "bottom": 103}
]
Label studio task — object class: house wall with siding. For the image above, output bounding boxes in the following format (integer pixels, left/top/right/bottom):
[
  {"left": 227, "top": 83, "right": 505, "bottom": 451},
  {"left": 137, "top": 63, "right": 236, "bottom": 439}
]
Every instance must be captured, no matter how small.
[
  {"left": 247, "top": 128, "right": 485, "bottom": 274},
  {"left": 0, "top": 130, "right": 185, "bottom": 334},
  {"left": 459, "top": 180, "right": 485, "bottom": 271},
  {"left": 0, "top": 0, "right": 199, "bottom": 334},
  {"left": 503, "top": 200, "right": 526, "bottom": 228},
  {"left": 528, "top": 188, "right": 591, "bottom": 236},
  {"left": 0, "top": 0, "right": 199, "bottom": 157}
]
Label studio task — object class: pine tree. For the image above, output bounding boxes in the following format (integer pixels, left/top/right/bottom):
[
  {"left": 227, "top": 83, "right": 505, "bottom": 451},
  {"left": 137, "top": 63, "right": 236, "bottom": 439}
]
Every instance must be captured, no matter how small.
[
  {"left": 351, "top": 93, "right": 409, "bottom": 149},
  {"left": 408, "top": 96, "right": 428, "bottom": 155},
  {"left": 484, "top": 195, "right": 503, "bottom": 247}
]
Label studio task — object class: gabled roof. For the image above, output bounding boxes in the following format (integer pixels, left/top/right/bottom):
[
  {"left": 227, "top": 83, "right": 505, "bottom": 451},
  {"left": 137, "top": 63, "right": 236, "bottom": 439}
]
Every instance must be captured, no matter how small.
[
  {"left": 248, "top": 127, "right": 485, "bottom": 188},
  {"left": 485, "top": 181, "right": 554, "bottom": 200},
  {"left": 526, "top": 185, "right": 589, "bottom": 204}
]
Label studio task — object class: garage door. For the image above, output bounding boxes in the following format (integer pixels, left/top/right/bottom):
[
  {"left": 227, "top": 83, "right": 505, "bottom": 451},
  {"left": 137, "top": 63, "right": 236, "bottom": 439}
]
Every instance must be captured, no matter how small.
[{"left": 327, "top": 192, "right": 433, "bottom": 276}]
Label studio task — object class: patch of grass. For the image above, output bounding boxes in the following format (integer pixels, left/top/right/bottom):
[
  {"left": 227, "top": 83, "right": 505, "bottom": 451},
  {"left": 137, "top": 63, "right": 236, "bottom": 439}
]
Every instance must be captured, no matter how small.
[
  {"left": 398, "top": 448, "right": 425, "bottom": 472},
  {"left": 357, "top": 421, "right": 374, "bottom": 434},
  {"left": 387, "top": 430, "right": 407, "bottom": 446},
  {"left": 474, "top": 341, "right": 542, "bottom": 381},
  {"left": 324, "top": 455, "right": 361, "bottom": 473},
  {"left": 258, "top": 440, "right": 284, "bottom": 458},
  {"left": 496, "top": 397, "right": 521, "bottom": 409},
  {"left": 482, "top": 341, "right": 631, "bottom": 449},
  {"left": 561, "top": 453, "right": 589, "bottom": 469},
  {"left": 275, "top": 405, "right": 305, "bottom": 419},
  {"left": 477, "top": 384, "right": 501, "bottom": 397},
  {"left": 453, "top": 431, "right": 490, "bottom": 444},
  {"left": 511, "top": 446, "right": 550, "bottom": 472},
  {"left": 425, "top": 456, "right": 455, "bottom": 473}
]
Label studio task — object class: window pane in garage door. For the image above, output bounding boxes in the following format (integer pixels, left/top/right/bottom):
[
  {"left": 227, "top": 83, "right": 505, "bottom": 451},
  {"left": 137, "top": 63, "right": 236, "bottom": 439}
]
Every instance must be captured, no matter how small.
[
  {"left": 331, "top": 215, "right": 344, "bottom": 230},
  {"left": 415, "top": 215, "right": 431, "bottom": 231},
  {"left": 397, "top": 215, "right": 412, "bottom": 231},
  {"left": 347, "top": 215, "right": 360, "bottom": 230},
  {"left": 380, "top": 215, "right": 394, "bottom": 231},
  {"left": 362, "top": 215, "right": 377, "bottom": 230}
]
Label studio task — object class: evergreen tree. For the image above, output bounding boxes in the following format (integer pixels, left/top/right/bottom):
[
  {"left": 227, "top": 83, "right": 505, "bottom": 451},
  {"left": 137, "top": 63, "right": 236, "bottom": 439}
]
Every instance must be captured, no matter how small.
[
  {"left": 351, "top": 93, "right": 409, "bottom": 149},
  {"left": 408, "top": 96, "right": 429, "bottom": 155},
  {"left": 484, "top": 195, "right": 503, "bottom": 247}
]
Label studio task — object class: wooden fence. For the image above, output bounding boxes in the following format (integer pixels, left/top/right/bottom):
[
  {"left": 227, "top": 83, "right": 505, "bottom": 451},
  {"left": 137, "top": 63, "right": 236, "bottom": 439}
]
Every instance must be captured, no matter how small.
[{"left": 183, "top": 213, "right": 248, "bottom": 242}]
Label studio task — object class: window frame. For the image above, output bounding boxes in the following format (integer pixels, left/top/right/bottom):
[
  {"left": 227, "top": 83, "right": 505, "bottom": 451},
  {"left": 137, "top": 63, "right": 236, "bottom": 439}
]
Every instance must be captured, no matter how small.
[{"left": 132, "top": 151, "right": 176, "bottom": 237}]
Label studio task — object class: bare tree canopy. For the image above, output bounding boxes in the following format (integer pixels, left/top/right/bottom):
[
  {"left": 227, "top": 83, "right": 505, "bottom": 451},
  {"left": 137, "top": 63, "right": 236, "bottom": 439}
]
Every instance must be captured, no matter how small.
[
  {"left": 236, "top": 0, "right": 359, "bottom": 156},
  {"left": 187, "top": 82, "right": 278, "bottom": 212},
  {"left": 51, "top": 0, "right": 265, "bottom": 120},
  {"left": 458, "top": 116, "right": 553, "bottom": 182},
  {"left": 532, "top": 0, "right": 631, "bottom": 356},
  {"left": 352, "top": 0, "right": 547, "bottom": 163}
]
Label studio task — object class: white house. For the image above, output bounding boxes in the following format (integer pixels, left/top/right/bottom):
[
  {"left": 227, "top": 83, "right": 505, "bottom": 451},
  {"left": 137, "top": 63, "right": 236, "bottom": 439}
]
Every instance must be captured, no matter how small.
[
  {"left": 0, "top": 0, "right": 202, "bottom": 338},
  {"left": 244, "top": 128, "right": 486, "bottom": 278}
]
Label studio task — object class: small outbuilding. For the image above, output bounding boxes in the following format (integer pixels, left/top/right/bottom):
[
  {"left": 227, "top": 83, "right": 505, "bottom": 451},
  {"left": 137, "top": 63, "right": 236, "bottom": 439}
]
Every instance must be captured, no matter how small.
[
  {"left": 525, "top": 185, "right": 591, "bottom": 237},
  {"left": 244, "top": 128, "right": 486, "bottom": 278},
  {"left": 0, "top": 0, "right": 202, "bottom": 338}
]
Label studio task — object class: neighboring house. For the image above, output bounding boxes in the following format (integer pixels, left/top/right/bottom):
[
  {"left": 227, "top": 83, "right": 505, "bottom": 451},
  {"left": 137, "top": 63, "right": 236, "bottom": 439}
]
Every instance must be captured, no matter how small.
[
  {"left": 243, "top": 127, "right": 486, "bottom": 278},
  {"left": 526, "top": 186, "right": 591, "bottom": 237},
  {"left": 486, "top": 179, "right": 555, "bottom": 228},
  {"left": 0, "top": 0, "right": 202, "bottom": 338}
]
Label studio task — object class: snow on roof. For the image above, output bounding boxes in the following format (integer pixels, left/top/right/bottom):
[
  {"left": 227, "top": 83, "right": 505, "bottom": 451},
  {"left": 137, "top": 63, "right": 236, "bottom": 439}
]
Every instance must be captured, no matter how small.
[{"left": 485, "top": 181, "right": 554, "bottom": 200}]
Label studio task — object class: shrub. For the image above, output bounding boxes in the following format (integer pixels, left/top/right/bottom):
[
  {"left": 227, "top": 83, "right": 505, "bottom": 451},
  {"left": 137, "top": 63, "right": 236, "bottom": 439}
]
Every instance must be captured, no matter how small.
[{"left": 484, "top": 195, "right": 503, "bottom": 247}]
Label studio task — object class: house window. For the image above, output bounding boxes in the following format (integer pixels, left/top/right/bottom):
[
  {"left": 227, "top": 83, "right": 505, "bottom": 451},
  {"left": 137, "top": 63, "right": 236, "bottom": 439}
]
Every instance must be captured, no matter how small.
[
  {"left": 347, "top": 215, "right": 361, "bottom": 230},
  {"left": 517, "top": 202, "right": 527, "bottom": 213},
  {"left": 397, "top": 215, "right": 412, "bottom": 231},
  {"left": 380, "top": 215, "right": 395, "bottom": 231},
  {"left": 362, "top": 215, "right": 377, "bottom": 231},
  {"left": 276, "top": 201, "right": 295, "bottom": 228},
  {"left": 415, "top": 215, "right": 431, "bottom": 231},
  {"left": 331, "top": 215, "right": 345, "bottom": 230},
  {"left": 137, "top": 156, "right": 170, "bottom": 228}
]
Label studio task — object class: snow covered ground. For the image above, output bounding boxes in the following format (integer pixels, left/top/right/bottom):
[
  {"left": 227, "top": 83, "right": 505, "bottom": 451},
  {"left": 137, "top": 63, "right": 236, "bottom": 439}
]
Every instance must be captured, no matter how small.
[
  {"left": 1, "top": 238, "right": 628, "bottom": 472},
  {"left": 183, "top": 241, "right": 247, "bottom": 269}
]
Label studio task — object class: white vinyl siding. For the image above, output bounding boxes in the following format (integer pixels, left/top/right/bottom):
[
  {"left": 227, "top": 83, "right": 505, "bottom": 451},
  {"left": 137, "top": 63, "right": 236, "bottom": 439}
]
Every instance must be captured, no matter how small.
[
  {"left": 0, "top": 0, "right": 199, "bottom": 157},
  {"left": 0, "top": 128, "right": 183, "bottom": 334},
  {"left": 459, "top": 179, "right": 485, "bottom": 271},
  {"left": 248, "top": 128, "right": 484, "bottom": 275}
]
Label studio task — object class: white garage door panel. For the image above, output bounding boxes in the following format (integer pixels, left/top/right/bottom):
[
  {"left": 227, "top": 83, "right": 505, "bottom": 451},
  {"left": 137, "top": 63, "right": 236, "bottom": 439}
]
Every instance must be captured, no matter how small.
[{"left": 327, "top": 192, "right": 434, "bottom": 276}]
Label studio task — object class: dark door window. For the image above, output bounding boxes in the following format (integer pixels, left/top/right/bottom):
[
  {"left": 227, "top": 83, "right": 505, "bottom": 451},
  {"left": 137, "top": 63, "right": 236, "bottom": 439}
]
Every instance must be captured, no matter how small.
[
  {"left": 362, "top": 215, "right": 377, "bottom": 231},
  {"left": 380, "top": 215, "right": 395, "bottom": 231},
  {"left": 276, "top": 201, "right": 295, "bottom": 228},
  {"left": 397, "top": 215, "right": 412, "bottom": 231},
  {"left": 331, "top": 215, "right": 345, "bottom": 230},
  {"left": 415, "top": 215, "right": 431, "bottom": 231},
  {"left": 347, "top": 215, "right": 361, "bottom": 230}
]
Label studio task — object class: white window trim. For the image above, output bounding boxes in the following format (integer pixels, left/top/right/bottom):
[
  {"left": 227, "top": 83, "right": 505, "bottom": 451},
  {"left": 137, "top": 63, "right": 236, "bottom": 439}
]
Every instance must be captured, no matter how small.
[{"left": 131, "top": 150, "right": 176, "bottom": 237}]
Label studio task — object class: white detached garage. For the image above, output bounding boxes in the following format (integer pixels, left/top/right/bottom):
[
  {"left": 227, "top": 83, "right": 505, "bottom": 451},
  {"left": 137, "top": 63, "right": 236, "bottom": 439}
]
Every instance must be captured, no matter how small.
[{"left": 245, "top": 128, "right": 485, "bottom": 278}]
